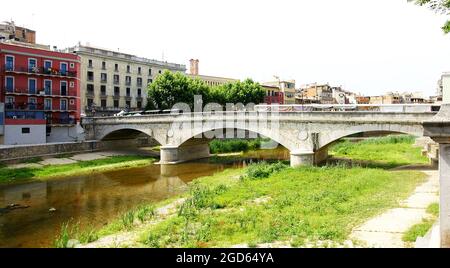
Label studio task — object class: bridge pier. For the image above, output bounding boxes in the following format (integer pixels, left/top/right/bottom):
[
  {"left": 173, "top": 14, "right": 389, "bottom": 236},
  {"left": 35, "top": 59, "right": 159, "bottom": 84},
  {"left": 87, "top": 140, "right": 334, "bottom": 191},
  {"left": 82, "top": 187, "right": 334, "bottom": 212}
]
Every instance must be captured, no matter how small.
[
  {"left": 159, "top": 141, "right": 210, "bottom": 164},
  {"left": 290, "top": 148, "right": 329, "bottom": 167},
  {"left": 424, "top": 103, "right": 450, "bottom": 247}
]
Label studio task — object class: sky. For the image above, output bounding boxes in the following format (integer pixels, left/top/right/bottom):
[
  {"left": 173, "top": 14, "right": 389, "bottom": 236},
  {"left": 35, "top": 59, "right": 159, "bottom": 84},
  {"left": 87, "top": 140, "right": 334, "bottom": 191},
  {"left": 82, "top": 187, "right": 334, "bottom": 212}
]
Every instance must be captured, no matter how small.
[{"left": 2, "top": 0, "right": 449, "bottom": 96}]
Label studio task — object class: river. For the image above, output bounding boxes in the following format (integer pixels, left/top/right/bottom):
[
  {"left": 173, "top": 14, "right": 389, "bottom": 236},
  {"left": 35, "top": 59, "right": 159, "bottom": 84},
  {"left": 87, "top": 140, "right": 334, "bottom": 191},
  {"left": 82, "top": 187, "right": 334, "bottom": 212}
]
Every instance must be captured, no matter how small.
[{"left": 0, "top": 147, "right": 289, "bottom": 248}]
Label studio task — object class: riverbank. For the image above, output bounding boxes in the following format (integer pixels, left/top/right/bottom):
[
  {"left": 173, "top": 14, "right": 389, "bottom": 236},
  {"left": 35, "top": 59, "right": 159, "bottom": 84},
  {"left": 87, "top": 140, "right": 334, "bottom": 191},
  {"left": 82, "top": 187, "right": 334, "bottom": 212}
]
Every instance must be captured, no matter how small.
[
  {"left": 0, "top": 154, "right": 156, "bottom": 185},
  {"left": 69, "top": 135, "right": 431, "bottom": 248}
]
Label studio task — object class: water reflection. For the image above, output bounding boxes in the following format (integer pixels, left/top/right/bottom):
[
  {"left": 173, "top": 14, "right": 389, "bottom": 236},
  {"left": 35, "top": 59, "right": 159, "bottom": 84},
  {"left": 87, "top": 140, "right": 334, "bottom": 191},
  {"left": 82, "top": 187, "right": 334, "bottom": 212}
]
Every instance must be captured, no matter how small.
[{"left": 0, "top": 147, "right": 288, "bottom": 248}]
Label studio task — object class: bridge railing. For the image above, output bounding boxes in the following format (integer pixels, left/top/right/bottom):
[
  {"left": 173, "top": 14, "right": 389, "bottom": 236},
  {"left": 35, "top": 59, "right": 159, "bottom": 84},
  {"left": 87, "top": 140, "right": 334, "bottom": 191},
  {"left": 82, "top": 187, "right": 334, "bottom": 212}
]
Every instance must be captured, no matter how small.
[{"left": 254, "top": 104, "right": 441, "bottom": 113}]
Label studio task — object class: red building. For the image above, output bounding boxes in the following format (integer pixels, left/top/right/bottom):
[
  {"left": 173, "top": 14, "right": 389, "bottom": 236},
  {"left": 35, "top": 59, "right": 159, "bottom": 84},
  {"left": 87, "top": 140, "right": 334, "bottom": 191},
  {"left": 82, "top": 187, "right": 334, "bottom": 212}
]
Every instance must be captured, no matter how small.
[{"left": 0, "top": 41, "right": 81, "bottom": 145}]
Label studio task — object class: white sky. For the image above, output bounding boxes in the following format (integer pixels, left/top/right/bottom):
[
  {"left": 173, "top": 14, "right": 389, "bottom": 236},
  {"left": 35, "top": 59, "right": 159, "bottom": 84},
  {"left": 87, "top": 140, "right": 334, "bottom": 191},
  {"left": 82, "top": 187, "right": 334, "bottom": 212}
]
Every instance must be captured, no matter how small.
[{"left": 2, "top": 0, "right": 449, "bottom": 96}]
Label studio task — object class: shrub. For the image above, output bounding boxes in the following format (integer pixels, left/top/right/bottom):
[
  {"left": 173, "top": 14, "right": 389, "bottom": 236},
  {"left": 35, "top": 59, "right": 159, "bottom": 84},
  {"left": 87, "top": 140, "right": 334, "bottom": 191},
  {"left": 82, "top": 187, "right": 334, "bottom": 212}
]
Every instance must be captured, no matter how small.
[{"left": 245, "top": 162, "right": 288, "bottom": 180}]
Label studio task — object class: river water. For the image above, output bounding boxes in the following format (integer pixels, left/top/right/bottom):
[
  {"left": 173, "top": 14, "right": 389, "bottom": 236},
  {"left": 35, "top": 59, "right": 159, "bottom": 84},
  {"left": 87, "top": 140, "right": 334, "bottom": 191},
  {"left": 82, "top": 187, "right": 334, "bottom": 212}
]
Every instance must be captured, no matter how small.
[{"left": 0, "top": 148, "right": 289, "bottom": 248}]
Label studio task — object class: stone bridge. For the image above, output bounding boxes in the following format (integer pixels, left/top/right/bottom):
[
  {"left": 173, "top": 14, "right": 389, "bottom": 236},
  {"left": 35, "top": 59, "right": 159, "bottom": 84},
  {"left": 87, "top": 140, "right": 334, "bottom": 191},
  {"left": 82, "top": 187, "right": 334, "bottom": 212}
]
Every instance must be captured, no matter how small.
[{"left": 82, "top": 110, "right": 436, "bottom": 166}]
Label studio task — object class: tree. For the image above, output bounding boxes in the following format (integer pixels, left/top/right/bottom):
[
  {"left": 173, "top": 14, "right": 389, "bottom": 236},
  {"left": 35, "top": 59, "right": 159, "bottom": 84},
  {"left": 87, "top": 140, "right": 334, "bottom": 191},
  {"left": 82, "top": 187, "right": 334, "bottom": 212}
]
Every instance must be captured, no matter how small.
[
  {"left": 147, "top": 72, "right": 265, "bottom": 110},
  {"left": 213, "top": 79, "right": 266, "bottom": 106},
  {"left": 410, "top": 0, "right": 450, "bottom": 33},
  {"left": 146, "top": 71, "right": 210, "bottom": 110}
]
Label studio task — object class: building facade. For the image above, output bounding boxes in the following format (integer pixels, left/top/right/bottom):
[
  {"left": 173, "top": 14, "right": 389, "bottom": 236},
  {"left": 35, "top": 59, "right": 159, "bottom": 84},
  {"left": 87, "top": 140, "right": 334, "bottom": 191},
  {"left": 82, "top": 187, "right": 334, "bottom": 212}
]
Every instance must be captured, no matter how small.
[
  {"left": 186, "top": 59, "right": 238, "bottom": 87},
  {"left": 68, "top": 44, "right": 186, "bottom": 116},
  {"left": 299, "top": 83, "right": 334, "bottom": 104},
  {"left": 262, "top": 85, "right": 284, "bottom": 104},
  {"left": 0, "top": 41, "right": 81, "bottom": 145},
  {"left": 0, "top": 21, "right": 36, "bottom": 44},
  {"left": 262, "top": 80, "right": 296, "bottom": 104}
]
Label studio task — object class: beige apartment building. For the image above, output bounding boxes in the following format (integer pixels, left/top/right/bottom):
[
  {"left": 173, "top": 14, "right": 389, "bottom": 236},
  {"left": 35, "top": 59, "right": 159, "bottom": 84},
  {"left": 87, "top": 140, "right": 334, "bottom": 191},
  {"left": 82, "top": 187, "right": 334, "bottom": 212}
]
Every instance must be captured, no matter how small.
[
  {"left": 298, "top": 83, "right": 334, "bottom": 104},
  {"left": 67, "top": 44, "right": 186, "bottom": 115}
]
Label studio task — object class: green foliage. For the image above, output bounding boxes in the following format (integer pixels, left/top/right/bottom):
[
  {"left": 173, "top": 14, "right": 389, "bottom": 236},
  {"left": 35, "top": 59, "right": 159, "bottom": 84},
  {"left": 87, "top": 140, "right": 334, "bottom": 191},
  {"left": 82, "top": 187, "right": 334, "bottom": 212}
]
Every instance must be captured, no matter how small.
[
  {"left": 411, "top": 0, "right": 450, "bottom": 33},
  {"left": 427, "top": 203, "right": 439, "bottom": 217},
  {"left": 54, "top": 221, "right": 99, "bottom": 248},
  {"left": 330, "top": 135, "right": 428, "bottom": 168},
  {"left": 0, "top": 155, "right": 155, "bottom": 184},
  {"left": 402, "top": 219, "right": 435, "bottom": 242},
  {"left": 209, "top": 139, "right": 263, "bottom": 154},
  {"left": 403, "top": 203, "right": 439, "bottom": 243},
  {"left": 146, "top": 71, "right": 265, "bottom": 110},
  {"left": 245, "top": 162, "right": 288, "bottom": 180},
  {"left": 139, "top": 165, "right": 425, "bottom": 248}
]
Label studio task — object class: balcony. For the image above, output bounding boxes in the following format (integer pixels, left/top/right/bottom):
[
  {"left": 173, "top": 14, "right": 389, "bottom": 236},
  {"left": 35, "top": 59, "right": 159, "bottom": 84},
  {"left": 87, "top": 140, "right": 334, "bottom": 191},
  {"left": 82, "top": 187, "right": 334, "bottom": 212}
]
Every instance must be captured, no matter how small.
[
  {"left": 125, "top": 81, "right": 132, "bottom": 86},
  {"left": 86, "top": 90, "right": 95, "bottom": 97},
  {"left": 100, "top": 91, "right": 107, "bottom": 97},
  {"left": 3, "top": 65, "right": 77, "bottom": 78},
  {"left": 137, "top": 82, "right": 143, "bottom": 87},
  {"left": 48, "top": 118, "right": 77, "bottom": 125},
  {"left": 5, "top": 102, "right": 77, "bottom": 112},
  {"left": 113, "top": 93, "right": 121, "bottom": 99},
  {"left": 113, "top": 80, "right": 120, "bottom": 85},
  {"left": 101, "top": 79, "right": 107, "bottom": 84},
  {"left": 87, "top": 77, "right": 94, "bottom": 82},
  {"left": 4, "top": 88, "right": 76, "bottom": 98}
]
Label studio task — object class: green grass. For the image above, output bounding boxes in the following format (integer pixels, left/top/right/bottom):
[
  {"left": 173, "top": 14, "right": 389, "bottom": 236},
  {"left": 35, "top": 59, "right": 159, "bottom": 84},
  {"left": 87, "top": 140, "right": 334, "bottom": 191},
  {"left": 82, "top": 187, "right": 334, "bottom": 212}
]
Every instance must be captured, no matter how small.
[
  {"left": 138, "top": 165, "right": 425, "bottom": 248},
  {"left": 402, "top": 203, "right": 439, "bottom": 243},
  {"left": 0, "top": 155, "right": 155, "bottom": 184},
  {"left": 209, "top": 139, "right": 266, "bottom": 154},
  {"left": 330, "top": 135, "right": 428, "bottom": 169}
]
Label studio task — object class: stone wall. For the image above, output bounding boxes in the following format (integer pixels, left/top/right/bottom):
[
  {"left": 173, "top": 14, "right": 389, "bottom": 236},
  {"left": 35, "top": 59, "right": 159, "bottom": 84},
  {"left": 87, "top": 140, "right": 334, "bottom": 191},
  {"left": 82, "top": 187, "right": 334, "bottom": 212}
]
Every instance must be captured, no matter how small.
[{"left": 0, "top": 137, "right": 157, "bottom": 162}]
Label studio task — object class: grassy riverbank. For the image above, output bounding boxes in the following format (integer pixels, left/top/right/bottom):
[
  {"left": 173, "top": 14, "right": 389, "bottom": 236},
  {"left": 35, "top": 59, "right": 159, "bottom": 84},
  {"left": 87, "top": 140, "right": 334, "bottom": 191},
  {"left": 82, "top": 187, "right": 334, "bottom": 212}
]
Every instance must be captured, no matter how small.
[
  {"left": 0, "top": 155, "right": 155, "bottom": 184},
  {"left": 209, "top": 138, "right": 267, "bottom": 154},
  {"left": 60, "top": 135, "right": 430, "bottom": 248},
  {"left": 330, "top": 135, "right": 428, "bottom": 168}
]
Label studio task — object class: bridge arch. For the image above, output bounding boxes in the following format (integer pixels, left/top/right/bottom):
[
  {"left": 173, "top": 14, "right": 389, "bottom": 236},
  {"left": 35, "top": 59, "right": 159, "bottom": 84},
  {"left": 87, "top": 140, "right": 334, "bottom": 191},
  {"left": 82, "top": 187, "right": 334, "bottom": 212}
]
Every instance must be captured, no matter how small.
[
  {"left": 99, "top": 126, "right": 166, "bottom": 146},
  {"left": 175, "top": 125, "right": 297, "bottom": 152},
  {"left": 317, "top": 124, "right": 424, "bottom": 151}
]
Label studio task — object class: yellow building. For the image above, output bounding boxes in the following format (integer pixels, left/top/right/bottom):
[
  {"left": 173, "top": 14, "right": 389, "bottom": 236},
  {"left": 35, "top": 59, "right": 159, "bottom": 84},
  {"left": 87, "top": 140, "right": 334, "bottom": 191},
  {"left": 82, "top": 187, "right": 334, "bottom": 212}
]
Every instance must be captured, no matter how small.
[
  {"left": 186, "top": 59, "right": 238, "bottom": 86},
  {"left": 262, "top": 80, "right": 296, "bottom": 104}
]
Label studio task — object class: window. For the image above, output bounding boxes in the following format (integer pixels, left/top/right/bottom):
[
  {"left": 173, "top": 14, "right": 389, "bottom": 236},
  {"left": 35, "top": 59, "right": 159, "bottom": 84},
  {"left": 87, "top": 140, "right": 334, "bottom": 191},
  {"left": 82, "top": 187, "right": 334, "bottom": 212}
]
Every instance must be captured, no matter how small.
[
  {"left": 70, "top": 62, "right": 75, "bottom": 68},
  {"left": 5, "top": 77, "right": 14, "bottom": 92},
  {"left": 22, "top": 128, "right": 30, "bottom": 134},
  {"left": 87, "top": 84, "right": 94, "bottom": 95},
  {"left": 101, "top": 85, "right": 106, "bottom": 96},
  {"left": 5, "top": 55, "right": 14, "bottom": 71},
  {"left": 114, "top": 74, "right": 120, "bottom": 84},
  {"left": 69, "top": 81, "right": 75, "bottom": 88},
  {"left": 28, "top": 78, "right": 37, "bottom": 94},
  {"left": 138, "top": 67, "right": 141, "bottom": 74},
  {"left": 44, "top": 60, "right": 52, "bottom": 73},
  {"left": 148, "top": 79, "right": 153, "bottom": 84},
  {"left": 87, "top": 99, "right": 94, "bottom": 108},
  {"left": 44, "top": 80, "right": 52, "bottom": 95},
  {"left": 101, "top": 73, "right": 107, "bottom": 82},
  {"left": 114, "top": 87, "right": 120, "bottom": 96},
  {"left": 137, "top": 101, "right": 142, "bottom": 108},
  {"left": 28, "top": 97, "right": 37, "bottom": 110},
  {"left": 87, "top": 71, "right": 94, "bottom": 81},
  {"left": 137, "top": 88, "right": 142, "bottom": 97},
  {"left": 148, "top": 68, "right": 152, "bottom": 76},
  {"left": 101, "top": 99, "right": 107, "bottom": 108},
  {"left": 126, "top": 88, "right": 131, "bottom": 97},
  {"left": 113, "top": 100, "right": 119, "bottom": 108},
  {"left": 88, "top": 59, "right": 93, "bottom": 68},
  {"left": 158, "top": 70, "right": 162, "bottom": 74},
  {"left": 126, "top": 76, "right": 131, "bottom": 85},
  {"left": 60, "top": 99, "right": 67, "bottom": 111},
  {"left": 125, "top": 101, "right": 131, "bottom": 108},
  {"left": 44, "top": 99, "right": 52, "bottom": 110},
  {"left": 115, "top": 63, "right": 119, "bottom": 71},
  {"left": 60, "top": 63, "right": 68, "bottom": 75},
  {"left": 28, "top": 58, "right": 37, "bottom": 73},
  {"left": 137, "top": 77, "right": 142, "bottom": 86},
  {"left": 102, "top": 62, "right": 106, "bottom": 70},
  {"left": 60, "top": 81, "right": 68, "bottom": 96},
  {"left": 126, "top": 65, "right": 130, "bottom": 73},
  {"left": 6, "top": 96, "right": 14, "bottom": 109}
]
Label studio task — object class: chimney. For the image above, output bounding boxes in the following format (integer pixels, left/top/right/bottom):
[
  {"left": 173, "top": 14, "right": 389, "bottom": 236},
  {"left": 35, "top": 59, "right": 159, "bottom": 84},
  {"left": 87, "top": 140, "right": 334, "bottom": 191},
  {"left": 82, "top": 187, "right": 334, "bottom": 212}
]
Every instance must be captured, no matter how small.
[{"left": 189, "top": 59, "right": 199, "bottom": 75}]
